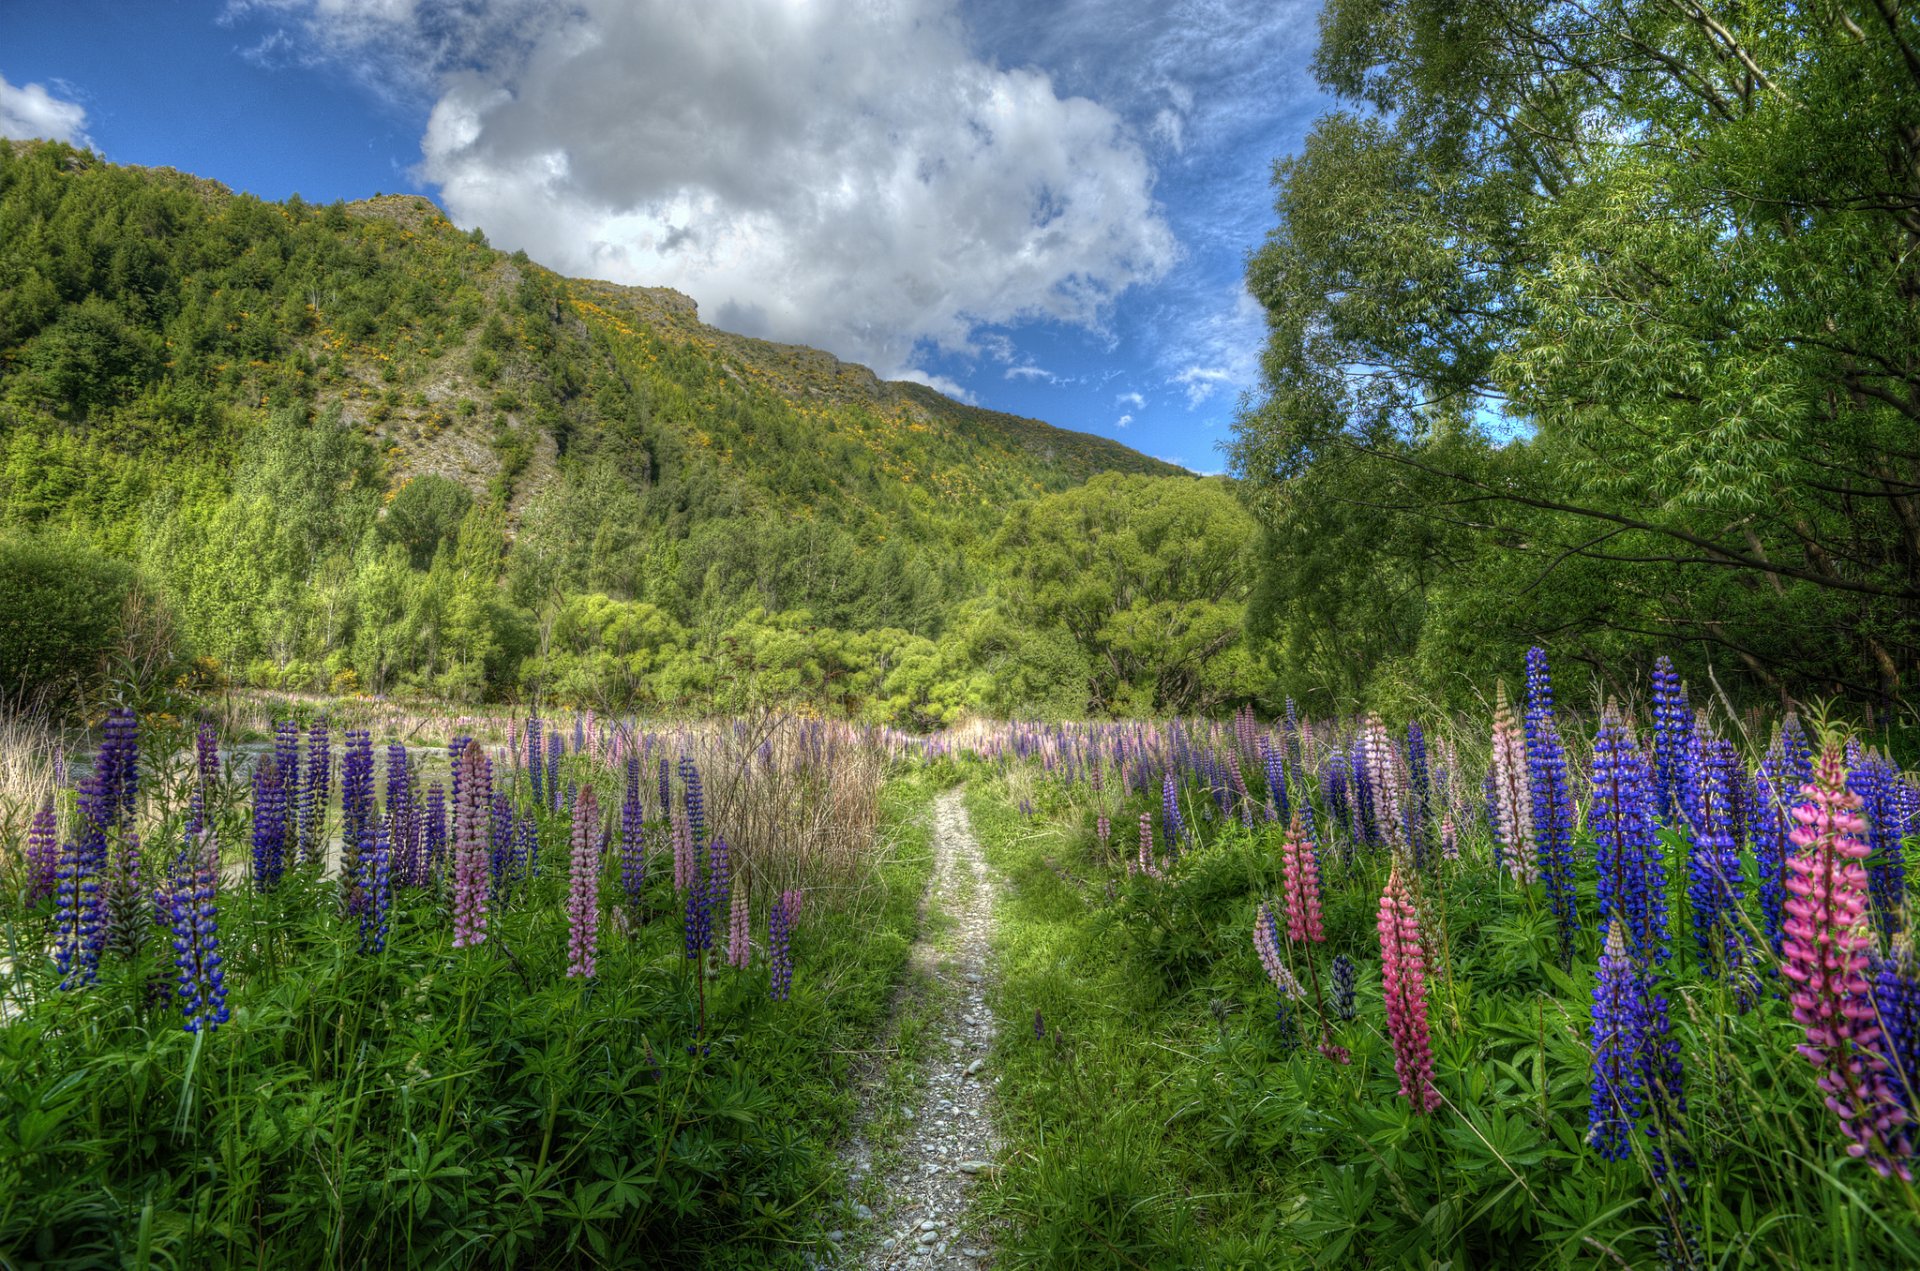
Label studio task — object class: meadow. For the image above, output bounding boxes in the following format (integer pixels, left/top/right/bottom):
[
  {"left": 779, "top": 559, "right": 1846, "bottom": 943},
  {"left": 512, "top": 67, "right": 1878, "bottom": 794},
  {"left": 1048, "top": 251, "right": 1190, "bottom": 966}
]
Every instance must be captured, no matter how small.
[{"left": 0, "top": 645, "right": 1915, "bottom": 1268}]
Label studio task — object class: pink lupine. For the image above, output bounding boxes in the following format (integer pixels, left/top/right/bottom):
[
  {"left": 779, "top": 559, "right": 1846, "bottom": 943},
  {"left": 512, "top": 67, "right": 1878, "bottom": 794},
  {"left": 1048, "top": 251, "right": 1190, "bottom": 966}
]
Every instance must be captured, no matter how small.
[
  {"left": 1280, "top": 814, "right": 1325, "bottom": 944},
  {"left": 567, "top": 786, "right": 601, "bottom": 978},
  {"left": 1781, "top": 745, "right": 1912, "bottom": 1178},
  {"left": 1358, "top": 713, "right": 1408, "bottom": 855},
  {"left": 451, "top": 744, "right": 490, "bottom": 949},
  {"left": 1132, "top": 812, "right": 1163, "bottom": 879},
  {"left": 1489, "top": 682, "right": 1536, "bottom": 884},
  {"left": 1378, "top": 866, "right": 1442, "bottom": 1113},
  {"left": 727, "top": 883, "right": 752, "bottom": 969}
]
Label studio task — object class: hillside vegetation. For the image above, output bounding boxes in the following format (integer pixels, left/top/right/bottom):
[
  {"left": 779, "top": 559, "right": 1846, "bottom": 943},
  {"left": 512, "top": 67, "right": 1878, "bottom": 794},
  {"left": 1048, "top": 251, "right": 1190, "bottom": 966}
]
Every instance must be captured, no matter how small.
[{"left": 0, "top": 142, "right": 1256, "bottom": 721}]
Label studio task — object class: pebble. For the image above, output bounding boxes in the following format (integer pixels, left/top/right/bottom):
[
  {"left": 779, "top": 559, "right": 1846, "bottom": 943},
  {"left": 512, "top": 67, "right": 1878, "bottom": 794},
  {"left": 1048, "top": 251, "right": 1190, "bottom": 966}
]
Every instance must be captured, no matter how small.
[
  {"left": 917, "top": 1231, "right": 939, "bottom": 1246},
  {"left": 852, "top": 1202, "right": 874, "bottom": 1221},
  {"left": 961, "top": 1248, "right": 988, "bottom": 1258},
  {"left": 827, "top": 1231, "right": 845, "bottom": 1243},
  {"left": 957, "top": 1160, "right": 993, "bottom": 1174},
  {"left": 964, "top": 1059, "right": 984, "bottom": 1076}
]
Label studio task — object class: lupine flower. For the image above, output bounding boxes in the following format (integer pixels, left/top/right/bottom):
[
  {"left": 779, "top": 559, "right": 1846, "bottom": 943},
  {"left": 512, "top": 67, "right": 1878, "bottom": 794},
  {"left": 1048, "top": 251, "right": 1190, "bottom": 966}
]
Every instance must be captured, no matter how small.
[
  {"left": 490, "top": 790, "right": 516, "bottom": 890},
  {"left": 672, "top": 810, "right": 696, "bottom": 892},
  {"left": 359, "top": 817, "right": 392, "bottom": 955},
  {"left": 1590, "top": 707, "right": 1668, "bottom": 967},
  {"left": 1489, "top": 682, "right": 1536, "bottom": 885},
  {"left": 451, "top": 744, "right": 491, "bottom": 949},
  {"left": 1330, "top": 953, "right": 1356, "bottom": 1022},
  {"left": 1280, "top": 815, "right": 1324, "bottom": 944},
  {"left": 682, "top": 755, "right": 705, "bottom": 850},
  {"left": 1851, "top": 755, "right": 1906, "bottom": 942},
  {"left": 768, "top": 888, "right": 801, "bottom": 1001},
  {"left": 340, "top": 731, "right": 375, "bottom": 911},
  {"left": 1872, "top": 942, "right": 1920, "bottom": 1117},
  {"left": 1274, "top": 995, "right": 1301, "bottom": 1054},
  {"left": 1350, "top": 742, "right": 1379, "bottom": 851},
  {"left": 545, "top": 732, "right": 563, "bottom": 813},
  {"left": 1440, "top": 813, "right": 1457, "bottom": 862},
  {"left": 168, "top": 830, "right": 228, "bottom": 1033},
  {"left": 526, "top": 717, "right": 544, "bottom": 803},
  {"left": 1132, "top": 812, "right": 1163, "bottom": 879},
  {"left": 423, "top": 782, "right": 447, "bottom": 877},
  {"left": 187, "top": 721, "right": 218, "bottom": 839},
  {"left": 1259, "top": 736, "right": 1291, "bottom": 827},
  {"left": 1589, "top": 923, "right": 1651, "bottom": 1161},
  {"left": 658, "top": 757, "right": 672, "bottom": 823},
  {"left": 1162, "top": 772, "right": 1185, "bottom": 852},
  {"left": 274, "top": 719, "right": 302, "bottom": 849},
  {"left": 727, "top": 879, "right": 752, "bottom": 969},
  {"left": 25, "top": 798, "right": 58, "bottom": 904},
  {"left": 54, "top": 771, "right": 110, "bottom": 989},
  {"left": 101, "top": 827, "right": 146, "bottom": 961},
  {"left": 252, "top": 755, "right": 288, "bottom": 892},
  {"left": 1406, "top": 720, "right": 1432, "bottom": 866},
  {"left": 1324, "top": 758, "right": 1352, "bottom": 845},
  {"left": 1684, "top": 723, "right": 1752, "bottom": 993},
  {"left": 567, "top": 786, "right": 601, "bottom": 978},
  {"left": 515, "top": 812, "right": 539, "bottom": 882},
  {"left": 1523, "top": 649, "right": 1578, "bottom": 965},
  {"left": 1651, "top": 656, "right": 1689, "bottom": 824},
  {"left": 301, "top": 718, "right": 330, "bottom": 865},
  {"left": 1781, "top": 745, "right": 1912, "bottom": 1179},
  {"left": 1253, "top": 902, "right": 1304, "bottom": 999},
  {"left": 705, "top": 835, "right": 733, "bottom": 958},
  {"left": 620, "top": 762, "right": 647, "bottom": 912},
  {"left": 1378, "top": 866, "right": 1442, "bottom": 1113},
  {"left": 99, "top": 707, "right": 139, "bottom": 831}
]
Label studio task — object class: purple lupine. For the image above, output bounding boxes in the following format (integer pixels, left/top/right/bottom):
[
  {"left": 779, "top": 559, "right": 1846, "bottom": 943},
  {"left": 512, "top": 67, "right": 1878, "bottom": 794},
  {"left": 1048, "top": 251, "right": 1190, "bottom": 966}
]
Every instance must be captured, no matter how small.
[
  {"left": 1684, "top": 723, "right": 1753, "bottom": 994},
  {"left": 25, "top": 798, "right": 58, "bottom": 904},
  {"left": 340, "top": 730, "right": 375, "bottom": 911},
  {"left": 1650, "top": 657, "right": 1689, "bottom": 825},
  {"left": 1851, "top": 755, "right": 1906, "bottom": 942},
  {"left": 451, "top": 743, "right": 490, "bottom": 949},
  {"left": 423, "top": 782, "right": 448, "bottom": 877},
  {"left": 682, "top": 756, "right": 706, "bottom": 850},
  {"left": 768, "top": 889, "right": 800, "bottom": 1001},
  {"left": 620, "top": 759, "right": 646, "bottom": 911},
  {"left": 449, "top": 735, "right": 471, "bottom": 812},
  {"left": 658, "top": 757, "right": 672, "bottom": 822},
  {"left": 490, "top": 790, "right": 516, "bottom": 890},
  {"left": 1330, "top": 952, "right": 1356, "bottom": 1022},
  {"left": 301, "top": 718, "right": 330, "bottom": 867},
  {"left": 526, "top": 717, "right": 544, "bottom": 804},
  {"left": 567, "top": 786, "right": 601, "bottom": 978},
  {"left": 705, "top": 835, "right": 732, "bottom": 957},
  {"left": 727, "top": 879, "right": 751, "bottom": 969},
  {"left": 1524, "top": 648, "right": 1579, "bottom": 966},
  {"left": 168, "top": 830, "right": 228, "bottom": 1033},
  {"left": 252, "top": 755, "right": 288, "bottom": 892},
  {"left": 1406, "top": 720, "right": 1432, "bottom": 868},
  {"left": 385, "top": 743, "right": 411, "bottom": 834},
  {"left": 274, "top": 719, "right": 302, "bottom": 850},
  {"left": 187, "top": 721, "right": 218, "bottom": 839},
  {"left": 513, "top": 811, "right": 538, "bottom": 882},
  {"left": 100, "top": 827, "right": 145, "bottom": 961},
  {"left": 99, "top": 707, "right": 139, "bottom": 832},
  {"left": 1873, "top": 946, "right": 1920, "bottom": 1118},
  {"left": 1589, "top": 707, "right": 1667, "bottom": 967},
  {"left": 1349, "top": 742, "right": 1379, "bottom": 851},
  {"left": 1284, "top": 698, "right": 1302, "bottom": 773},
  {"left": 54, "top": 770, "right": 111, "bottom": 989},
  {"left": 1588, "top": 923, "right": 1651, "bottom": 1160},
  {"left": 358, "top": 816, "right": 392, "bottom": 955},
  {"left": 1259, "top": 736, "right": 1291, "bottom": 830},
  {"left": 1161, "top": 772, "right": 1184, "bottom": 853},
  {"left": 545, "top": 732, "right": 562, "bottom": 813}
]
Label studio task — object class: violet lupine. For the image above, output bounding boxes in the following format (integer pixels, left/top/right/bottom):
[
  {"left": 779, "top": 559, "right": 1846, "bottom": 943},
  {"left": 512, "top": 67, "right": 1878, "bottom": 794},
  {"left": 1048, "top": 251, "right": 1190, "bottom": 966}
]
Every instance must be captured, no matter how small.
[
  {"left": 1407, "top": 720, "right": 1432, "bottom": 868},
  {"left": 187, "top": 720, "right": 218, "bottom": 838},
  {"left": 301, "top": 718, "right": 330, "bottom": 868},
  {"left": 1851, "top": 754, "right": 1906, "bottom": 942},
  {"left": 682, "top": 756, "right": 706, "bottom": 850},
  {"left": 768, "top": 889, "right": 800, "bottom": 1001},
  {"left": 168, "top": 830, "right": 228, "bottom": 1033},
  {"left": 99, "top": 707, "right": 139, "bottom": 831},
  {"left": 1161, "top": 773, "right": 1185, "bottom": 853},
  {"left": 1324, "top": 759, "right": 1352, "bottom": 847},
  {"left": 658, "top": 757, "right": 672, "bottom": 823},
  {"left": 358, "top": 817, "right": 391, "bottom": 955},
  {"left": 1650, "top": 656, "right": 1689, "bottom": 824},
  {"left": 274, "top": 719, "right": 302, "bottom": 848},
  {"left": 672, "top": 810, "right": 696, "bottom": 892},
  {"left": 620, "top": 762, "right": 647, "bottom": 911},
  {"left": 451, "top": 744, "right": 491, "bottom": 949},
  {"left": 1588, "top": 923, "right": 1651, "bottom": 1161},
  {"left": 704, "top": 835, "right": 733, "bottom": 956},
  {"left": 1781, "top": 746, "right": 1912, "bottom": 1179},
  {"left": 515, "top": 812, "right": 539, "bottom": 883},
  {"left": 1350, "top": 742, "right": 1379, "bottom": 851},
  {"left": 1377, "top": 865, "right": 1442, "bottom": 1113},
  {"left": 1284, "top": 698, "right": 1302, "bottom": 773},
  {"left": 25, "top": 798, "right": 58, "bottom": 904},
  {"left": 567, "top": 786, "right": 601, "bottom": 978},
  {"left": 526, "top": 717, "right": 544, "bottom": 804},
  {"left": 490, "top": 790, "right": 516, "bottom": 890},
  {"left": 1253, "top": 903, "right": 1305, "bottom": 1001},
  {"left": 340, "top": 730, "right": 375, "bottom": 911},
  {"left": 1488, "top": 682, "right": 1536, "bottom": 885},
  {"left": 1330, "top": 953, "right": 1357, "bottom": 1022},
  {"left": 1259, "top": 736, "right": 1291, "bottom": 828},
  {"left": 423, "top": 782, "right": 447, "bottom": 877},
  {"left": 1280, "top": 815, "right": 1325, "bottom": 945},
  {"left": 1523, "top": 649, "right": 1579, "bottom": 966},
  {"left": 54, "top": 772, "right": 110, "bottom": 989},
  {"left": 101, "top": 828, "right": 146, "bottom": 961},
  {"left": 1589, "top": 707, "right": 1668, "bottom": 967},
  {"left": 1684, "top": 724, "right": 1752, "bottom": 990},
  {"left": 252, "top": 755, "right": 288, "bottom": 892},
  {"left": 545, "top": 732, "right": 563, "bottom": 813},
  {"left": 727, "top": 881, "right": 752, "bottom": 969},
  {"left": 1872, "top": 943, "right": 1920, "bottom": 1117}
]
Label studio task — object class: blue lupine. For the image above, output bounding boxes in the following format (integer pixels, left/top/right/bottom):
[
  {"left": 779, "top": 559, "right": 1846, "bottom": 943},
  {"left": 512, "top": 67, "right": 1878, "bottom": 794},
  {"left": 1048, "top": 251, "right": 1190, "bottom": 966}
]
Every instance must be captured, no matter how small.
[
  {"left": 546, "top": 732, "right": 563, "bottom": 812},
  {"left": 682, "top": 756, "right": 705, "bottom": 850},
  {"left": 658, "top": 757, "right": 672, "bottom": 822},
  {"left": 168, "top": 833, "right": 228, "bottom": 1033},
  {"left": 358, "top": 817, "right": 391, "bottom": 954},
  {"left": 252, "top": 755, "right": 288, "bottom": 891},
  {"left": 274, "top": 719, "right": 302, "bottom": 848},
  {"left": 1284, "top": 698, "right": 1302, "bottom": 773},
  {"left": 187, "top": 721, "right": 218, "bottom": 839},
  {"left": 1683, "top": 725, "right": 1753, "bottom": 997},
  {"left": 705, "top": 835, "right": 731, "bottom": 953},
  {"left": 1161, "top": 772, "right": 1185, "bottom": 852},
  {"left": 55, "top": 765, "right": 114, "bottom": 989},
  {"left": 516, "top": 812, "right": 539, "bottom": 882},
  {"left": 526, "top": 717, "right": 544, "bottom": 804},
  {"left": 1589, "top": 924, "right": 1651, "bottom": 1161},
  {"left": 768, "top": 890, "right": 799, "bottom": 1001},
  {"left": 1525, "top": 649, "right": 1580, "bottom": 965},
  {"left": 621, "top": 757, "right": 646, "bottom": 910},
  {"left": 1407, "top": 720, "right": 1432, "bottom": 866},
  {"left": 302, "top": 718, "right": 331, "bottom": 866},
  {"left": 1324, "top": 759, "right": 1351, "bottom": 841},
  {"left": 423, "top": 782, "right": 448, "bottom": 877},
  {"left": 491, "top": 791, "right": 516, "bottom": 890},
  {"left": 1590, "top": 709, "right": 1668, "bottom": 966},
  {"left": 99, "top": 707, "right": 139, "bottom": 832},
  {"left": 340, "top": 731, "right": 375, "bottom": 911},
  {"left": 1851, "top": 755, "right": 1906, "bottom": 942},
  {"left": 1650, "top": 656, "right": 1689, "bottom": 825},
  {"left": 1350, "top": 743, "right": 1378, "bottom": 850},
  {"left": 1872, "top": 946, "right": 1920, "bottom": 1117},
  {"left": 1330, "top": 952, "right": 1357, "bottom": 1022}
]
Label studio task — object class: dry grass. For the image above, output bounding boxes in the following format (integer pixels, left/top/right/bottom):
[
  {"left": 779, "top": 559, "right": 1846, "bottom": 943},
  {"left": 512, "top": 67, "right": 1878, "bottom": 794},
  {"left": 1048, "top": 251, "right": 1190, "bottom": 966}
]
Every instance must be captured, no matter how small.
[{"left": 0, "top": 711, "right": 64, "bottom": 875}]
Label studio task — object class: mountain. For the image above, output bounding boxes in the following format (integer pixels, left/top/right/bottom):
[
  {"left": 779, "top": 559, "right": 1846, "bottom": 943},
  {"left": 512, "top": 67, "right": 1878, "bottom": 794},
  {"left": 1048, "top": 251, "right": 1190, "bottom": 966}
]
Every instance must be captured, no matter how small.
[{"left": 0, "top": 141, "right": 1239, "bottom": 719}]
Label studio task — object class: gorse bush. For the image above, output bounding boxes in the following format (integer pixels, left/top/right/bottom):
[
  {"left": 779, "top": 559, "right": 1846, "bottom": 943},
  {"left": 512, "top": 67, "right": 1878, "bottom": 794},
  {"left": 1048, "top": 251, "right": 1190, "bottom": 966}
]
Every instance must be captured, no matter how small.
[
  {"left": 0, "top": 709, "right": 937, "bottom": 1267},
  {"left": 966, "top": 654, "right": 1920, "bottom": 1268}
]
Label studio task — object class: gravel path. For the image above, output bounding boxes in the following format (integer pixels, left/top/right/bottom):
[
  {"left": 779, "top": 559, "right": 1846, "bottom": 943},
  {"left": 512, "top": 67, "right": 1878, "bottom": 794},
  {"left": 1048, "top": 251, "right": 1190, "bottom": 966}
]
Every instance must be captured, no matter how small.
[{"left": 841, "top": 787, "right": 1001, "bottom": 1269}]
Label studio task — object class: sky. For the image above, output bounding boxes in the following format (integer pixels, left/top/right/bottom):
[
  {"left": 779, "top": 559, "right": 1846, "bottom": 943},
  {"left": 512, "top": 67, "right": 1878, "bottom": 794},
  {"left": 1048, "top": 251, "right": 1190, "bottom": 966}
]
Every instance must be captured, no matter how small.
[{"left": 0, "top": 0, "right": 1332, "bottom": 473}]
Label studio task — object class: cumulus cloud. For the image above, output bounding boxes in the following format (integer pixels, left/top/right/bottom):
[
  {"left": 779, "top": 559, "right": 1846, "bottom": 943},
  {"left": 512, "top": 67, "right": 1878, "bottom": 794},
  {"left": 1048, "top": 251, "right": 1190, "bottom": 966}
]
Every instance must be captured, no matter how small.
[
  {"left": 254, "top": 0, "right": 1179, "bottom": 389},
  {"left": 1006, "top": 364, "right": 1056, "bottom": 382},
  {"left": 0, "top": 74, "right": 91, "bottom": 148},
  {"left": 1116, "top": 390, "right": 1145, "bottom": 408},
  {"left": 1115, "top": 413, "right": 1133, "bottom": 428}
]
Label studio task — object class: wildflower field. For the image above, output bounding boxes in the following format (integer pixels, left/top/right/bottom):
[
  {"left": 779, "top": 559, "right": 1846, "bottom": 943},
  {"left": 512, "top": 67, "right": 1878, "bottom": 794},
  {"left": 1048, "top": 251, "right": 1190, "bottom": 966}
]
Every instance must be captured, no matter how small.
[{"left": 1, "top": 646, "right": 1917, "bottom": 1268}]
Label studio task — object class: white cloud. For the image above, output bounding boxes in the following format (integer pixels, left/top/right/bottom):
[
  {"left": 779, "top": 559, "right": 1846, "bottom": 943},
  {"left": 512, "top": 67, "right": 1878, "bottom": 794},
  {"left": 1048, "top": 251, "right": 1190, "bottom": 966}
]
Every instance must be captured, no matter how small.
[
  {"left": 1006, "top": 364, "right": 1056, "bottom": 382},
  {"left": 1173, "top": 365, "right": 1233, "bottom": 408},
  {"left": 894, "top": 367, "right": 977, "bottom": 404},
  {"left": 255, "top": 0, "right": 1178, "bottom": 391},
  {"left": 1115, "top": 413, "right": 1133, "bottom": 428},
  {"left": 1116, "top": 390, "right": 1145, "bottom": 408},
  {"left": 0, "top": 74, "right": 91, "bottom": 148}
]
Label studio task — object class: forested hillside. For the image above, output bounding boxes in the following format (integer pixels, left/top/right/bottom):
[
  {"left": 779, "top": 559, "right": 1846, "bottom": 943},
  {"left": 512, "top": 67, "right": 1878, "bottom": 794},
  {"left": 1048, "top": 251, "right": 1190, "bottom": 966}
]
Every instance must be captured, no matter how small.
[{"left": 0, "top": 141, "right": 1257, "bottom": 721}]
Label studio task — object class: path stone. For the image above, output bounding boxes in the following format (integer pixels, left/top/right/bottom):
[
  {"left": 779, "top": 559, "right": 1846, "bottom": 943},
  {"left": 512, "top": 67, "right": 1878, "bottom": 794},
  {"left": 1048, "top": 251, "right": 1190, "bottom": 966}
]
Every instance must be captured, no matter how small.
[{"left": 843, "top": 788, "right": 1001, "bottom": 1269}]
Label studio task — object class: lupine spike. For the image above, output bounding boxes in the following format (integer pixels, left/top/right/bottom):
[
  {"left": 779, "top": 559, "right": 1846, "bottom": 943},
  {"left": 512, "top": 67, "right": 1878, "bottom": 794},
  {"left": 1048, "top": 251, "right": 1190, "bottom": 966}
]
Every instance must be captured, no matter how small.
[
  {"left": 567, "top": 786, "right": 601, "bottom": 978},
  {"left": 1377, "top": 865, "right": 1442, "bottom": 1113}
]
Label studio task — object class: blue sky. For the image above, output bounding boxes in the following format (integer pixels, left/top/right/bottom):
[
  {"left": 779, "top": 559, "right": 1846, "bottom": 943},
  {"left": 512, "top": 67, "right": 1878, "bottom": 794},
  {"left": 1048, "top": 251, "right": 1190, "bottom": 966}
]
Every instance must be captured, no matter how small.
[{"left": 1, "top": 1, "right": 1331, "bottom": 473}]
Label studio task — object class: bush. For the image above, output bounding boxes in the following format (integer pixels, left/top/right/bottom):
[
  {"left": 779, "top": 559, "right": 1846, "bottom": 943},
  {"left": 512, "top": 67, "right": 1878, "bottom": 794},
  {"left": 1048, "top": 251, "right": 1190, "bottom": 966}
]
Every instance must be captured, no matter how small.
[{"left": 0, "top": 534, "right": 134, "bottom": 709}]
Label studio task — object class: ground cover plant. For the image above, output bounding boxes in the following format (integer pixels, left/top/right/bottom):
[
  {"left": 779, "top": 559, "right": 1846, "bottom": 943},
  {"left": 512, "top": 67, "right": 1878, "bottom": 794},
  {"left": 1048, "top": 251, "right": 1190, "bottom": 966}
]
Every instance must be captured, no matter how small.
[
  {"left": 0, "top": 710, "right": 936, "bottom": 1267},
  {"left": 957, "top": 651, "right": 1920, "bottom": 1268}
]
